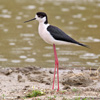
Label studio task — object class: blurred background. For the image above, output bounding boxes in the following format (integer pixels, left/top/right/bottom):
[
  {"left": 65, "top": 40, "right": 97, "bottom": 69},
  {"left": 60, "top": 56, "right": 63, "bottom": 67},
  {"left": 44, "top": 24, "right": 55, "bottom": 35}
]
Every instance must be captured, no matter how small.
[{"left": 0, "top": 0, "right": 100, "bottom": 68}]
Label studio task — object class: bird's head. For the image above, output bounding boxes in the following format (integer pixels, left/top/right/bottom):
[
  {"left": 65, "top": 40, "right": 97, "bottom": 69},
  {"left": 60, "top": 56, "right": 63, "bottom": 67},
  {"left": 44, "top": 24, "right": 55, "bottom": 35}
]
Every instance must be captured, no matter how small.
[{"left": 24, "top": 12, "right": 48, "bottom": 24}]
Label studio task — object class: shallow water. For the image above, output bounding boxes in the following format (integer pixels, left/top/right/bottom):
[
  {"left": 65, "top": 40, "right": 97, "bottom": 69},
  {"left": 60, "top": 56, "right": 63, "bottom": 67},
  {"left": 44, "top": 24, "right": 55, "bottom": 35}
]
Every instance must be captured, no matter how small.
[{"left": 0, "top": 0, "right": 100, "bottom": 68}]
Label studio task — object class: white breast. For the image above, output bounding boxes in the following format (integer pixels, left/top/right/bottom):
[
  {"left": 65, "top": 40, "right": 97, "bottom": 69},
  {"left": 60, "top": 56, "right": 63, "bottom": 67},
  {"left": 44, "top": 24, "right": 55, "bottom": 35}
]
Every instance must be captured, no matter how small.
[{"left": 38, "top": 23, "right": 55, "bottom": 44}]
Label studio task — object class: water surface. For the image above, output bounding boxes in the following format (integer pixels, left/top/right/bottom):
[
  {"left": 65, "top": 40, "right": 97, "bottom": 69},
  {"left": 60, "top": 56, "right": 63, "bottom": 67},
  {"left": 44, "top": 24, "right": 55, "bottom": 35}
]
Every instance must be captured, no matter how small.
[{"left": 0, "top": 0, "right": 100, "bottom": 68}]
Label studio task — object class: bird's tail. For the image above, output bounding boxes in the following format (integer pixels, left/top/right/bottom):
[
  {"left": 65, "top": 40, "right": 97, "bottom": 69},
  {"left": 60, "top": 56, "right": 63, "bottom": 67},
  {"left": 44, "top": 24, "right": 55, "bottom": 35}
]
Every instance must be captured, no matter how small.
[{"left": 77, "top": 42, "right": 89, "bottom": 48}]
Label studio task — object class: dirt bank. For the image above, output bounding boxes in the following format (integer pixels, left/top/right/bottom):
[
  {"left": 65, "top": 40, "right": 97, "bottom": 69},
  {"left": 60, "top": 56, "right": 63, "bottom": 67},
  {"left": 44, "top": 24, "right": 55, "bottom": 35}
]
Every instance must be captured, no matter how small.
[{"left": 0, "top": 66, "right": 100, "bottom": 100}]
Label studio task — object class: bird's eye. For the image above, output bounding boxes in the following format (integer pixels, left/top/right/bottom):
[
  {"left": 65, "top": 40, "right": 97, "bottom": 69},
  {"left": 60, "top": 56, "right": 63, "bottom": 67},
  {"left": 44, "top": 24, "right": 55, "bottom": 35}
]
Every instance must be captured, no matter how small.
[
  {"left": 38, "top": 15, "right": 43, "bottom": 18},
  {"left": 38, "top": 15, "right": 41, "bottom": 17},
  {"left": 38, "top": 15, "right": 40, "bottom": 17}
]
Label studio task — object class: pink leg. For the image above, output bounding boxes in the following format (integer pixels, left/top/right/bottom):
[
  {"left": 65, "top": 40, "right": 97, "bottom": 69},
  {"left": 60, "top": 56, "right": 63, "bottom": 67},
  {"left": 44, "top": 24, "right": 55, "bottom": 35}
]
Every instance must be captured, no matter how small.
[
  {"left": 57, "top": 64, "right": 59, "bottom": 91},
  {"left": 52, "top": 44, "right": 59, "bottom": 91},
  {"left": 52, "top": 64, "right": 56, "bottom": 90}
]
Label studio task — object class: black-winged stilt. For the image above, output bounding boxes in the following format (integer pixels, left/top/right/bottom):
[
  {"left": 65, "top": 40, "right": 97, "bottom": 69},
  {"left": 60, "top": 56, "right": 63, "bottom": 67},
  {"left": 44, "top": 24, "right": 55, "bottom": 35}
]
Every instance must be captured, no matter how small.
[{"left": 24, "top": 12, "right": 88, "bottom": 91}]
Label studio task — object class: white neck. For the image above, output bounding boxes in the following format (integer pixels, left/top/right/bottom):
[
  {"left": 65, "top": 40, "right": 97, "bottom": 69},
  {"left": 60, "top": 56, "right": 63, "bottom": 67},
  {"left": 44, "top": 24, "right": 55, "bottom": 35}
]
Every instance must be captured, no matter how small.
[
  {"left": 38, "top": 22, "right": 49, "bottom": 36},
  {"left": 39, "top": 22, "right": 49, "bottom": 28}
]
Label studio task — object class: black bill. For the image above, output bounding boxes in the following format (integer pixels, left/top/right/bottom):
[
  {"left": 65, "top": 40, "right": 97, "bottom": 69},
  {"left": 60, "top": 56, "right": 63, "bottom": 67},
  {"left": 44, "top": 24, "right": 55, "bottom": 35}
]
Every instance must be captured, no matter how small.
[{"left": 24, "top": 18, "right": 36, "bottom": 23}]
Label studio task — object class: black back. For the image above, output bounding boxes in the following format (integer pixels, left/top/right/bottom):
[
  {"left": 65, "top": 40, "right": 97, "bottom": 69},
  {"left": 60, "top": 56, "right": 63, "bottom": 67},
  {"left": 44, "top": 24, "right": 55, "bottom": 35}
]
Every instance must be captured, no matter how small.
[{"left": 47, "top": 25, "right": 88, "bottom": 47}]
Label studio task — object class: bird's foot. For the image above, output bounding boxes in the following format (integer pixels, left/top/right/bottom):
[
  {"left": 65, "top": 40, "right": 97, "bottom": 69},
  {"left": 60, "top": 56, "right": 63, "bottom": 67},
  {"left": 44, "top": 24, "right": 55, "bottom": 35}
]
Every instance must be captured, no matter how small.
[{"left": 57, "top": 89, "right": 59, "bottom": 92}]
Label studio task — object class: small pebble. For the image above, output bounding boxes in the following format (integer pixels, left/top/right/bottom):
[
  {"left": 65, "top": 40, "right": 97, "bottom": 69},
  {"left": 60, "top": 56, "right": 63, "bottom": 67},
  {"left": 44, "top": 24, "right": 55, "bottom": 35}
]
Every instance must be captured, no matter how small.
[{"left": 17, "top": 75, "right": 25, "bottom": 82}]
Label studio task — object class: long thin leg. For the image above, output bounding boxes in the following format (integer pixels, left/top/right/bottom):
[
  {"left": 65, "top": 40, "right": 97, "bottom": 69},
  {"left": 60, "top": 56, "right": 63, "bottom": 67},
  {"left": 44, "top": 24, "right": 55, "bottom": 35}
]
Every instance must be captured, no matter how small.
[
  {"left": 52, "top": 44, "right": 57, "bottom": 90},
  {"left": 52, "top": 64, "right": 56, "bottom": 90},
  {"left": 57, "top": 63, "right": 59, "bottom": 91},
  {"left": 52, "top": 44, "right": 59, "bottom": 91}
]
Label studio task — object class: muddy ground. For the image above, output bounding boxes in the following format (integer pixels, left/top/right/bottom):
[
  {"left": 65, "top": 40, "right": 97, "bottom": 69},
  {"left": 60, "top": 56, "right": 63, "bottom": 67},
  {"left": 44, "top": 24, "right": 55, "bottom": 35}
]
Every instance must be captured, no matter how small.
[{"left": 0, "top": 66, "right": 100, "bottom": 100}]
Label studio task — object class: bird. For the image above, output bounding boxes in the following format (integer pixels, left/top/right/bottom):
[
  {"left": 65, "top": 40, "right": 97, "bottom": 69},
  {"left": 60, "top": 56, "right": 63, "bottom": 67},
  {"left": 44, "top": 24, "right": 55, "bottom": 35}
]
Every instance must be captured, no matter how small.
[{"left": 24, "top": 12, "right": 88, "bottom": 91}]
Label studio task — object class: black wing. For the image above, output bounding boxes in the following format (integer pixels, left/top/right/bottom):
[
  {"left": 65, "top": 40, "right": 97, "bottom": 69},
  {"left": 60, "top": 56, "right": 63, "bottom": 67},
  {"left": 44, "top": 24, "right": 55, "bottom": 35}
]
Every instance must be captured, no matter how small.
[{"left": 47, "top": 25, "right": 88, "bottom": 48}]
